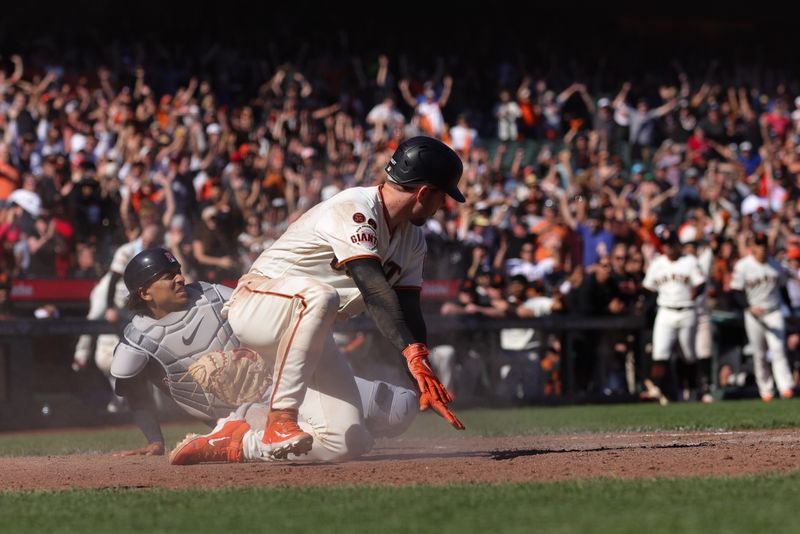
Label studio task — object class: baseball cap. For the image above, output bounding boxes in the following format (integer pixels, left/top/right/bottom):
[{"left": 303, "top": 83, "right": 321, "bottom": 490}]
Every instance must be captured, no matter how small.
[
  {"left": 206, "top": 123, "right": 221, "bottom": 136},
  {"left": 8, "top": 189, "right": 41, "bottom": 218},
  {"left": 754, "top": 231, "right": 769, "bottom": 246},
  {"left": 788, "top": 247, "right": 800, "bottom": 260},
  {"left": 472, "top": 214, "right": 491, "bottom": 227},
  {"left": 739, "top": 141, "right": 753, "bottom": 152},
  {"left": 490, "top": 273, "right": 506, "bottom": 288},
  {"left": 475, "top": 265, "right": 492, "bottom": 277},
  {"left": 631, "top": 163, "right": 644, "bottom": 174},
  {"left": 656, "top": 225, "right": 679, "bottom": 245},
  {"left": 201, "top": 206, "right": 218, "bottom": 221},
  {"left": 509, "top": 274, "right": 529, "bottom": 286},
  {"left": 679, "top": 226, "right": 698, "bottom": 244},
  {"left": 598, "top": 97, "right": 611, "bottom": 108}
]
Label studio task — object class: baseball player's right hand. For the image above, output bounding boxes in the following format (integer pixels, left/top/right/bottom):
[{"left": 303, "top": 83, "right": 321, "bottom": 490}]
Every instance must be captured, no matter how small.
[{"left": 402, "top": 343, "right": 465, "bottom": 430}]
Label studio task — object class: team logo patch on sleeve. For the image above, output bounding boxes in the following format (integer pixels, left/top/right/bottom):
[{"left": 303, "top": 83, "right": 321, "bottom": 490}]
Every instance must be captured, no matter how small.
[
  {"left": 367, "top": 218, "right": 377, "bottom": 229},
  {"left": 353, "top": 212, "right": 366, "bottom": 223},
  {"left": 350, "top": 225, "right": 378, "bottom": 251}
]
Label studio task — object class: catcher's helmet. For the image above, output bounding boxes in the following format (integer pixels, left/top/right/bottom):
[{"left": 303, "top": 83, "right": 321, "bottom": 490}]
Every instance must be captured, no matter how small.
[
  {"left": 124, "top": 247, "right": 181, "bottom": 294},
  {"left": 385, "top": 136, "right": 465, "bottom": 202}
]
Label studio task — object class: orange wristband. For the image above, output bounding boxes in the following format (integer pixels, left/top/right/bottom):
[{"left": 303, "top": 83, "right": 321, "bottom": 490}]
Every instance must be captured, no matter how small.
[{"left": 402, "top": 343, "right": 429, "bottom": 362}]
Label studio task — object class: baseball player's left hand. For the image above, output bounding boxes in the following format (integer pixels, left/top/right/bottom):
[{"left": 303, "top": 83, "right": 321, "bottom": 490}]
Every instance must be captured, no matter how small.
[
  {"left": 113, "top": 441, "right": 165, "bottom": 457},
  {"left": 402, "top": 343, "right": 465, "bottom": 430},
  {"left": 403, "top": 343, "right": 453, "bottom": 405},
  {"left": 420, "top": 390, "right": 465, "bottom": 430}
]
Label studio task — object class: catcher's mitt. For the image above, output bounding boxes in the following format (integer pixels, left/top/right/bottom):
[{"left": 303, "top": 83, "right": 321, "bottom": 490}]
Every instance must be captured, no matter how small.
[{"left": 183, "top": 347, "right": 271, "bottom": 406}]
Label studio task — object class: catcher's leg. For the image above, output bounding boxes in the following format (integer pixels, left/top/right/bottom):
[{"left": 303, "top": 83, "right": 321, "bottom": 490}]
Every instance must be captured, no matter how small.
[{"left": 355, "top": 376, "right": 417, "bottom": 439}]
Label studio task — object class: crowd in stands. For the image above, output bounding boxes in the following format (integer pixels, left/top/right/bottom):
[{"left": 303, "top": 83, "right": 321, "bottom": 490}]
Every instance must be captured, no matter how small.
[{"left": 2, "top": 19, "right": 800, "bottom": 403}]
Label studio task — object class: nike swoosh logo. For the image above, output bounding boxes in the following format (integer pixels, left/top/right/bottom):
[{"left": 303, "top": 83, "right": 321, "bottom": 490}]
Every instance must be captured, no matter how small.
[
  {"left": 182, "top": 319, "right": 203, "bottom": 345},
  {"left": 208, "top": 437, "right": 229, "bottom": 446}
]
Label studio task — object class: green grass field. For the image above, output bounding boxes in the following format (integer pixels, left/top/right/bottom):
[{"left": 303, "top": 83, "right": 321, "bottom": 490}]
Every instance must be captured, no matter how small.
[
  {"left": 2, "top": 398, "right": 799, "bottom": 534},
  {"left": 5, "top": 475, "right": 800, "bottom": 534}
]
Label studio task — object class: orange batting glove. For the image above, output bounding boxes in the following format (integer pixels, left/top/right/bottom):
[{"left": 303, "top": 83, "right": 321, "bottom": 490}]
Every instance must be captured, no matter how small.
[{"left": 402, "top": 343, "right": 465, "bottom": 430}]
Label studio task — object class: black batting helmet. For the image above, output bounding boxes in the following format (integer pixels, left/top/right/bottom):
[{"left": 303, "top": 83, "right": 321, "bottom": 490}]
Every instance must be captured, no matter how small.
[
  {"left": 753, "top": 231, "right": 769, "bottom": 246},
  {"left": 385, "top": 136, "right": 465, "bottom": 202},
  {"left": 657, "top": 225, "right": 680, "bottom": 247},
  {"left": 124, "top": 247, "right": 181, "bottom": 294}
]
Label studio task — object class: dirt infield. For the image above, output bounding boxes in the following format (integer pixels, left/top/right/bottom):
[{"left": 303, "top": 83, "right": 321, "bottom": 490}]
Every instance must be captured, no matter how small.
[{"left": 3, "top": 429, "right": 800, "bottom": 490}]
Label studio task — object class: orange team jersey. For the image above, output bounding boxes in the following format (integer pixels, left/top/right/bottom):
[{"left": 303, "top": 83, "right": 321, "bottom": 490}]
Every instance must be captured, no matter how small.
[
  {"left": 638, "top": 216, "right": 660, "bottom": 252},
  {"left": 530, "top": 220, "right": 567, "bottom": 261},
  {"left": 262, "top": 171, "right": 285, "bottom": 193},
  {"left": 519, "top": 101, "right": 536, "bottom": 127},
  {"left": 0, "top": 162, "right": 20, "bottom": 200},
  {"left": 130, "top": 188, "right": 164, "bottom": 213}
]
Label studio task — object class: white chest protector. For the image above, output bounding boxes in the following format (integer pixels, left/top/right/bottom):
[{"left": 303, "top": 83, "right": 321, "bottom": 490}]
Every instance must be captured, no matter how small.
[{"left": 112, "top": 282, "right": 270, "bottom": 421}]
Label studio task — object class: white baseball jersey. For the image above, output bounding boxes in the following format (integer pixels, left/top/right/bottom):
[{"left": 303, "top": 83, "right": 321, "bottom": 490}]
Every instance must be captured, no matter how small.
[
  {"left": 109, "top": 237, "right": 145, "bottom": 275},
  {"left": 730, "top": 255, "right": 788, "bottom": 310},
  {"left": 642, "top": 254, "right": 705, "bottom": 307},
  {"left": 500, "top": 296, "right": 553, "bottom": 352},
  {"left": 692, "top": 246, "right": 714, "bottom": 311},
  {"left": 416, "top": 101, "right": 445, "bottom": 135},
  {"left": 248, "top": 185, "right": 426, "bottom": 317}
]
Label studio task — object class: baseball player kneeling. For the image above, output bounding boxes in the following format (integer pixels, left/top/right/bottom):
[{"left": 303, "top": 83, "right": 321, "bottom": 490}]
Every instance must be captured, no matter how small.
[
  {"left": 110, "top": 248, "right": 418, "bottom": 463},
  {"left": 642, "top": 228, "right": 706, "bottom": 405},
  {"left": 730, "top": 232, "right": 796, "bottom": 401},
  {"left": 213, "top": 136, "right": 465, "bottom": 462}
]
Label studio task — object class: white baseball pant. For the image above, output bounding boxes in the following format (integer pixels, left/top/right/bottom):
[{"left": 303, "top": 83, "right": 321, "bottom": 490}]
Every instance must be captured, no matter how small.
[
  {"left": 226, "top": 273, "right": 372, "bottom": 461},
  {"left": 695, "top": 310, "right": 713, "bottom": 361},
  {"left": 74, "top": 274, "right": 126, "bottom": 370},
  {"left": 652, "top": 307, "right": 697, "bottom": 362},
  {"left": 744, "top": 309, "right": 794, "bottom": 398}
]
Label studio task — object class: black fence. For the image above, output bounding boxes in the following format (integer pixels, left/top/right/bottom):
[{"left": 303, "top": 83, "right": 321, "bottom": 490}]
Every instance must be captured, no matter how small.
[{"left": 0, "top": 312, "right": 776, "bottom": 431}]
